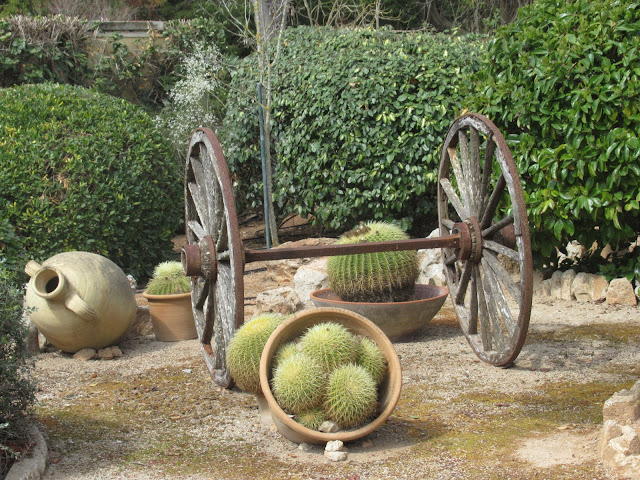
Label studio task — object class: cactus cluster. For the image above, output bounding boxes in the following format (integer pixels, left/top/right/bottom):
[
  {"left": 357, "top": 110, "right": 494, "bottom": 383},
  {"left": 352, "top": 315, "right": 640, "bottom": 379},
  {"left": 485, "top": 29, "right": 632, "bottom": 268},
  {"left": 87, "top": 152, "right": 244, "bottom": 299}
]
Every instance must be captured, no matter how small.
[
  {"left": 298, "top": 322, "right": 359, "bottom": 372},
  {"left": 327, "top": 221, "right": 419, "bottom": 303},
  {"left": 271, "top": 353, "right": 326, "bottom": 413},
  {"left": 356, "top": 337, "right": 387, "bottom": 385},
  {"left": 145, "top": 261, "right": 191, "bottom": 295},
  {"left": 226, "top": 313, "right": 286, "bottom": 394},
  {"left": 324, "top": 364, "right": 378, "bottom": 428},
  {"left": 271, "top": 321, "right": 387, "bottom": 431}
]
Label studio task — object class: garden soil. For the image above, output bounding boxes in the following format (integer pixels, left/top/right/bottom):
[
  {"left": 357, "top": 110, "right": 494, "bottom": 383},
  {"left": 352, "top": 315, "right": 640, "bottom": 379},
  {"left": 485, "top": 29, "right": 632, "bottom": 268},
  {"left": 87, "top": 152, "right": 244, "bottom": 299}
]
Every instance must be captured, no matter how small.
[{"left": 32, "top": 224, "right": 640, "bottom": 479}]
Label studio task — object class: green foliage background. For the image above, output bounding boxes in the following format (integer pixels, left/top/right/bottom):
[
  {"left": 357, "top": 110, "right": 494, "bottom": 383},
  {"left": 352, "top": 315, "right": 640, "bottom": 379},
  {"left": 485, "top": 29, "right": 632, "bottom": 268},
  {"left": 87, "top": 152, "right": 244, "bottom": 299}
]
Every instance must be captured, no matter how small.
[
  {"left": 0, "top": 83, "right": 182, "bottom": 279},
  {"left": 223, "top": 26, "right": 485, "bottom": 233},
  {"left": 0, "top": 265, "right": 36, "bottom": 477},
  {"left": 471, "top": 0, "right": 640, "bottom": 274}
]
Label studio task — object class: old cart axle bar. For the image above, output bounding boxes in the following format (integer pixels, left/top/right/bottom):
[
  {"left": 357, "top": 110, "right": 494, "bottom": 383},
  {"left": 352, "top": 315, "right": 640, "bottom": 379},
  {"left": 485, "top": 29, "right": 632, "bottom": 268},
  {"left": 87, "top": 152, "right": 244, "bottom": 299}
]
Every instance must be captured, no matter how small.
[{"left": 242, "top": 233, "right": 461, "bottom": 263}]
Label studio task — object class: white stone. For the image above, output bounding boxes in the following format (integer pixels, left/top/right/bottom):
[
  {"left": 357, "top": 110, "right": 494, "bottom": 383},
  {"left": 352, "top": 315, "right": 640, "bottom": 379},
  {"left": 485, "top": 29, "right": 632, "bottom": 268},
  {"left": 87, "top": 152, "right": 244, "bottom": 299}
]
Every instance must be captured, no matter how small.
[
  {"left": 603, "top": 382, "right": 640, "bottom": 424},
  {"left": 298, "top": 442, "right": 313, "bottom": 452},
  {"left": 97, "top": 346, "right": 122, "bottom": 360},
  {"left": 324, "top": 450, "right": 348, "bottom": 462},
  {"left": 325, "top": 440, "right": 344, "bottom": 452},
  {"left": 534, "top": 279, "right": 552, "bottom": 299},
  {"left": 318, "top": 421, "right": 340, "bottom": 433},
  {"left": 293, "top": 258, "right": 328, "bottom": 307},
  {"left": 599, "top": 420, "right": 624, "bottom": 457},
  {"left": 255, "top": 286, "right": 302, "bottom": 315},
  {"left": 560, "top": 269, "right": 577, "bottom": 301},
  {"left": 609, "top": 426, "right": 640, "bottom": 456},
  {"left": 417, "top": 229, "right": 446, "bottom": 287},
  {"left": 606, "top": 278, "right": 638, "bottom": 306},
  {"left": 73, "top": 348, "right": 97, "bottom": 361}
]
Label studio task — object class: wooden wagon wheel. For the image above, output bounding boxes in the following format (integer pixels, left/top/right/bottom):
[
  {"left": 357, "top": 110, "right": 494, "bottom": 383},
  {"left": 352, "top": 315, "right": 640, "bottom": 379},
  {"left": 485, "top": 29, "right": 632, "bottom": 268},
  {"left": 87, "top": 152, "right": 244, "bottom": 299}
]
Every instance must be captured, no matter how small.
[
  {"left": 437, "top": 113, "right": 533, "bottom": 367},
  {"left": 183, "top": 128, "right": 244, "bottom": 388}
]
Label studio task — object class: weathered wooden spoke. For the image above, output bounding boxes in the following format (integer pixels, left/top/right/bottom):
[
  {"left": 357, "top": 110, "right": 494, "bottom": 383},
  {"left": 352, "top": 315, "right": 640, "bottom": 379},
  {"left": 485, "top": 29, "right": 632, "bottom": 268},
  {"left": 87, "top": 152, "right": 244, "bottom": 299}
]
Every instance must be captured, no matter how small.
[
  {"left": 437, "top": 113, "right": 533, "bottom": 367},
  {"left": 184, "top": 128, "right": 244, "bottom": 388}
]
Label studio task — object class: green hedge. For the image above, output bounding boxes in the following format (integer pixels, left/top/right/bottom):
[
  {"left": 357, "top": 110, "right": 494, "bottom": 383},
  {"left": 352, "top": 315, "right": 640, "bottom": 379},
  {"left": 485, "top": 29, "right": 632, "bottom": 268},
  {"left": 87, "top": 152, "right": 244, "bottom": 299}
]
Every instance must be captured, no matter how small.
[
  {"left": 0, "top": 265, "right": 36, "bottom": 478},
  {"left": 222, "top": 27, "right": 485, "bottom": 232},
  {"left": 0, "top": 83, "right": 182, "bottom": 279},
  {"left": 471, "top": 0, "right": 640, "bottom": 274}
]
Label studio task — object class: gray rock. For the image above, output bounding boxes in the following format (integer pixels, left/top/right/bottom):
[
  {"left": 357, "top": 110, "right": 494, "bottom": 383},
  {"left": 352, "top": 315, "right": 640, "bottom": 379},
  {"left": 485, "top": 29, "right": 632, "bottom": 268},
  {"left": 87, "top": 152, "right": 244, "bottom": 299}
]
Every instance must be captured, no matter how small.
[
  {"left": 325, "top": 440, "right": 345, "bottom": 452},
  {"left": 603, "top": 381, "right": 640, "bottom": 424},
  {"left": 293, "top": 258, "right": 328, "bottom": 307},
  {"left": 73, "top": 348, "right": 98, "bottom": 361},
  {"left": 417, "top": 229, "right": 446, "bottom": 287},
  {"left": 606, "top": 278, "right": 637, "bottom": 306},
  {"left": 318, "top": 421, "right": 340, "bottom": 433},
  {"left": 98, "top": 346, "right": 123, "bottom": 360},
  {"left": 324, "top": 450, "right": 348, "bottom": 462},
  {"left": 560, "top": 269, "right": 577, "bottom": 301},
  {"left": 549, "top": 271, "right": 564, "bottom": 300},
  {"left": 255, "top": 286, "right": 302, "bottom": 315}
]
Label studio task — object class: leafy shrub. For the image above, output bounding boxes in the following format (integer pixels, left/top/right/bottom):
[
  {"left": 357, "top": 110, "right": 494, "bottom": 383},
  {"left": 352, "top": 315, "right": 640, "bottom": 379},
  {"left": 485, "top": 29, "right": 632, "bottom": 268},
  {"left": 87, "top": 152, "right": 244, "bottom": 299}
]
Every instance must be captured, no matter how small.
[
  {"left": 0, "top": 266, "right": 36, "bottom": 478},
  {"left": 0, "top": 83, "right": 182, "bottom": 279},
  {"left": 222, "top": 26, "right": 485, "bottom": 232},
  {"left": 0, "top": 15, "right": 93, "bottom": 88},
  {"left": 471, "top": 0, "right": 640, "bottom": 274}
]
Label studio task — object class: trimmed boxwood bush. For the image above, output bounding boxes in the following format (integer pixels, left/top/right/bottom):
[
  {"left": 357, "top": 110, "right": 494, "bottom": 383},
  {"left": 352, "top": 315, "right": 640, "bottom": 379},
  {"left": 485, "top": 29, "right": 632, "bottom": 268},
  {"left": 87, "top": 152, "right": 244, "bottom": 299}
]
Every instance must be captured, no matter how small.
[
  {"left": 222, "top": 27, "right": 485, "bottom": 232},
  {"left": 471, "top": 0, "right": 640, "bottom": 273},
  {"left": 0, "top": 265, "right": 36, "bottom": 478},
  {"left": 0, "top": 83, "right": 182, "bottom": 279}
]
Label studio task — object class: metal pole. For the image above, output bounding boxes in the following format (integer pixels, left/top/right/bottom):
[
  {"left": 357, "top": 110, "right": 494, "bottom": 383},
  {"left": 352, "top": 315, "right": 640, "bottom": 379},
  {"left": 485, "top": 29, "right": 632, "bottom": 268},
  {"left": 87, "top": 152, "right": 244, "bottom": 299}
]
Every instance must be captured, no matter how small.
[{"left": 257, "top": 82, "right": 271, "bottom": 249}]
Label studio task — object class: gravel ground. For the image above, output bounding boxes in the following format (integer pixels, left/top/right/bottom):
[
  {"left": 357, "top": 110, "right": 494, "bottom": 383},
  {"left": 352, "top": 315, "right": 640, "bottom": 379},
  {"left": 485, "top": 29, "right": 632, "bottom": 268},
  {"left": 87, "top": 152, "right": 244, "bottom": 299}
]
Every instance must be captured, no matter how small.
[{"left": 31, "top": 285, "right": 640, "bottom": 480}]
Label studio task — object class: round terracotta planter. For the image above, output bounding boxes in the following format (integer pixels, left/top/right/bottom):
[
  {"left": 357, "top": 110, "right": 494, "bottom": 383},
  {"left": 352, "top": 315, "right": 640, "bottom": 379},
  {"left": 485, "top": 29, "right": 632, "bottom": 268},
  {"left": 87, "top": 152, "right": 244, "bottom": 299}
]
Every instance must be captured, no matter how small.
[
  {"left": 142, "top": 292, "right": 197, "bottom": 341},
  {"left": 310, "top": 284, "right": 449, "bottom": 341},
  {"left": 259, "top": 307, "right": 402, "bottom": 445}
]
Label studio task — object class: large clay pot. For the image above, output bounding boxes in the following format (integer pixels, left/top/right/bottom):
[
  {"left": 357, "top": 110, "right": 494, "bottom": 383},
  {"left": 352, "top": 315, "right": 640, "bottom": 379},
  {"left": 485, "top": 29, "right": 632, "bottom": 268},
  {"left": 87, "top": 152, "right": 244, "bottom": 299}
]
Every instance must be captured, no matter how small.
[
  {"left": 310, "top": 284, "right": 449, "bottom": 341},
  {"left": 24, "top": 252, "right": 136, "bottom": 353},
  {"left": 141, "top": 291, "right": 196, "bottom": 342},
  {"left": 259, "top": 307, "right": 402, "bottom": 445}
]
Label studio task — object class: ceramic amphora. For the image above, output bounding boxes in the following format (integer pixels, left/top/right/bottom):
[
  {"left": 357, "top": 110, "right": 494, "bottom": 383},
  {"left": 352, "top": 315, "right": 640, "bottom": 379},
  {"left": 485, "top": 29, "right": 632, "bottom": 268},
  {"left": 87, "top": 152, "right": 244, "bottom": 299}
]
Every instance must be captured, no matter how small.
[{"left": 25, "top": 251, "right": 136, "bottom": 353}]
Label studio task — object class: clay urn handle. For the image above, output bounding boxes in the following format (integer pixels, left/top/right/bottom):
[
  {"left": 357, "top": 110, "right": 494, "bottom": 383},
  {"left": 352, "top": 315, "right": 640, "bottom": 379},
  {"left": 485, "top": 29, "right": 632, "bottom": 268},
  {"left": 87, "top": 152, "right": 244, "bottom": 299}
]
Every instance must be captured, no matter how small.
[{"left": 25, "top": 261, "right": 98, "bottom": 322}]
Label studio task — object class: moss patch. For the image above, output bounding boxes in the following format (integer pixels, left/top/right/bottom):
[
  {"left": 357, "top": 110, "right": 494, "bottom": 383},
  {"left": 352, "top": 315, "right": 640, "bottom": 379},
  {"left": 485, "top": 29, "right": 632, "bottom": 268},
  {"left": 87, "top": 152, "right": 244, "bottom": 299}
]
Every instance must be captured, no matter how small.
[{"left": 528, "top": 323, "right": 640, "bottom": 345}]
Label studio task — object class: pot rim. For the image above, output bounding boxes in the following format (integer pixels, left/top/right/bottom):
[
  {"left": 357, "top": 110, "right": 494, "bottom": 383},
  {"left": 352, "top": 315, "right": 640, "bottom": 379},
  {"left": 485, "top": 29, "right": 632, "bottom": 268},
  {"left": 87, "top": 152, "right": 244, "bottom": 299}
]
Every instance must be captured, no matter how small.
[
  {"left": 310, "top": 283, "right": 449, "bottom": 306},
  {"left": 259, "top": 307, "right": 402, "bottom": 444},
  {"left": 142, "top": 291, "right": 192, "bottom": 301}
]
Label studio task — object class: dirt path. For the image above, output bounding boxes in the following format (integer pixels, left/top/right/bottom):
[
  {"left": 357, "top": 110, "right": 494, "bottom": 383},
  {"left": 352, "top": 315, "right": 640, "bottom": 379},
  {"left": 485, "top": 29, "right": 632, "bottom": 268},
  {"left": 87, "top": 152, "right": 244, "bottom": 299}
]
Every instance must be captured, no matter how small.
[
  {"left": 30, "top": 223, "right": 639, "bottom": 479},
  {"left": 32, "top": 255, "right": 640, "bottom": 480}
]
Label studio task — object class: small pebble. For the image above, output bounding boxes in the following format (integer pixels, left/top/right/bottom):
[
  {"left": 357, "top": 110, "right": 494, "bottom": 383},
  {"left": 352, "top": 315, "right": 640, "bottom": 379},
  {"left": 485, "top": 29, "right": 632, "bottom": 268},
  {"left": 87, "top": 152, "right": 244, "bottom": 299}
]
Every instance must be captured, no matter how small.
[
  {"left": 325, "top": 440, "right": 344, "bottom": 452},
  {"left": 324, "top": 450, "right": 347, "bottom": 462},
  {"left": 298, "top": 442, "right": 312, "bottom": 452},
  {"left": 318, "top": 421, "right": 340, "bottom": 433}
]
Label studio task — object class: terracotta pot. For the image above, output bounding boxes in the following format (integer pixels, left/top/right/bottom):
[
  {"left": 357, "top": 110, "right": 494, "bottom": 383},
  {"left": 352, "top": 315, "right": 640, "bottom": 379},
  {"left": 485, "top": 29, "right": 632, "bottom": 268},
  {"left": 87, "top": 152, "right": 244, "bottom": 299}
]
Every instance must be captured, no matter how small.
[
  {"left": 24, "top": 252, "right": 136, "bottom": 353},
  {"left": 310, "top": 284, "right": 449, "bottom": 341},
  {"left": 142, "top": 292, "right": 197, "bottom": 341},
  {"left": 259, "top": 307, "right": 402, "bottom": 445}
]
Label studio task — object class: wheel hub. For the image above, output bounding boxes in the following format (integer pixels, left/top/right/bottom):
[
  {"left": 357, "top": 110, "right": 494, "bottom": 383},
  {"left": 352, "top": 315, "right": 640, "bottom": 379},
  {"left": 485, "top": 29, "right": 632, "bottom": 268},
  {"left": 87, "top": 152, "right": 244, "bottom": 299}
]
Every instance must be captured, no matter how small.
[
  {"left": 181, "top": 235, "right": 218, "bottom": 281},
  {"left": 453, "top": 217, "right": 483, "bottom": 263}
]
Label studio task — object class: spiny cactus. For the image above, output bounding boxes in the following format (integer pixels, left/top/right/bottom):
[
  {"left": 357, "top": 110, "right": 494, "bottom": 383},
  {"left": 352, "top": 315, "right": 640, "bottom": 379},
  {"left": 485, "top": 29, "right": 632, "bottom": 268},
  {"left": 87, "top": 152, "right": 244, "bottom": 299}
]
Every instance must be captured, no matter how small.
[
  {"left": 226, "top": 313, "right": 286, "bottom": 394},
  {"left": 299, "top": 322, "right": 359, "bottom": 372},
  {"left": 295, "top": 408, "right": 328, "bottom": 431},
  {"left": 271, "top": 353, "right": 326, "bottom": 414},
  {"left": 327, "top": 221, "right": 419, "bottom": 302},
  {"left": 273, "top": 341, "right": 300, "bottom": 369},
  {"left": 146, "top": 260, "right": 190, "bottom": 295},
  {"left": 356, "top": 337, "right": 387, "bottom": 385},
  {"left": 324, "top": 364, "right": 378, "bottom": 429}
]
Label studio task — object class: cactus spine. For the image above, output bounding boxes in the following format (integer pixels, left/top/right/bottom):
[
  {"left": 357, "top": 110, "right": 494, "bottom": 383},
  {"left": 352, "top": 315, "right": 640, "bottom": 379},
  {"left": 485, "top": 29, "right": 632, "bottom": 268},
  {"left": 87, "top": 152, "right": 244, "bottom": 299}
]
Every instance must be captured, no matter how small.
[
  {"left": 356, "top": 337, "right": 387, "bottom": 385},
  {"left": 295, "top": 408, "right": 328, "bottom": 430},
  {"left": 271, "top": 353, "right": 326, "bottom": 413},
  {"left": 323, "top": 364, "right": 378, "bottom": 428},
  {"left": 226, "top": 313, "right": 286, "bottom": 394},
  {"left": 327, "top": 221, "right": 419, "bottom": 302},
  {"left": 299, "top": 322, "right": 359, "bottom": 372},
  {"left": 146, "top": 261, "right": 190, "bottom": 295}
]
